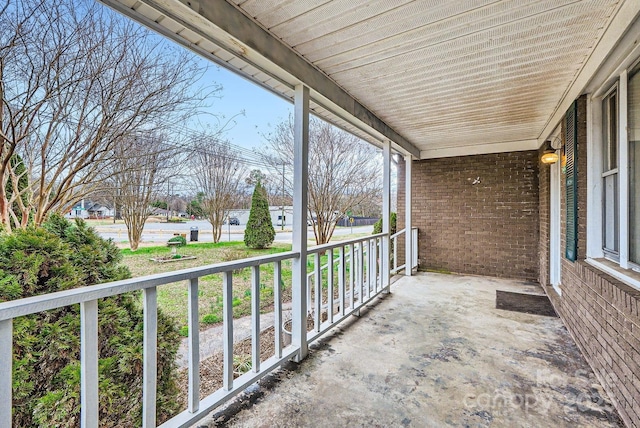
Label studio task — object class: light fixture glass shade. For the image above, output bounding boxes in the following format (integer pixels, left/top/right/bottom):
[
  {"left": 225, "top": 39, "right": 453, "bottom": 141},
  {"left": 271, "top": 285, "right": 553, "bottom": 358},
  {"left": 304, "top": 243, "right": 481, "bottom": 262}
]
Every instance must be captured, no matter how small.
[{"left": 541, "top": 150, "right": 559, "bottom": 164}]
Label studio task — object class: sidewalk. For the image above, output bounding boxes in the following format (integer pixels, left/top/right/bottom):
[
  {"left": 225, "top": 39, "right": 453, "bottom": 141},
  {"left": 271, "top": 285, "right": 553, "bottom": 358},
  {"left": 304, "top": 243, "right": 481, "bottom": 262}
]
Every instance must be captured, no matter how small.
[{"left": 176, "top": 303, "right": 293, "bottom": 368}]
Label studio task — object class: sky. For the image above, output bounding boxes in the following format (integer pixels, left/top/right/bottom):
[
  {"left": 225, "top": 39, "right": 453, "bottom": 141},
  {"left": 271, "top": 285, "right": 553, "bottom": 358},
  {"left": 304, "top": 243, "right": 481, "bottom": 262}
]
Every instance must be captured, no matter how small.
[{"left": 193, "top": 61, "right": 293, "bottom": 151}]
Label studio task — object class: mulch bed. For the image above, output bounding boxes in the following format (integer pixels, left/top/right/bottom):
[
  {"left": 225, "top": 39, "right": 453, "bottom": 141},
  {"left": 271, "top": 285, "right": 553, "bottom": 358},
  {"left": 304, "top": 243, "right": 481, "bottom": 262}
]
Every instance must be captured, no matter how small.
[{"left": 174, "top": 314, "right": 320, "bottom": 409}]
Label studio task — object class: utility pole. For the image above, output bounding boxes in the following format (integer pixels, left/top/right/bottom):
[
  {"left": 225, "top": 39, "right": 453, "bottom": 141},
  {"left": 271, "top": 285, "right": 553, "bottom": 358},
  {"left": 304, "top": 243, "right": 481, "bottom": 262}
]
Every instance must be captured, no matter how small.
[
  {"left": 113, "top": 178, "right": 117, "bottom": 224},
  {"left": 166, "top": 178, "right": 170, "bottom": 221}
]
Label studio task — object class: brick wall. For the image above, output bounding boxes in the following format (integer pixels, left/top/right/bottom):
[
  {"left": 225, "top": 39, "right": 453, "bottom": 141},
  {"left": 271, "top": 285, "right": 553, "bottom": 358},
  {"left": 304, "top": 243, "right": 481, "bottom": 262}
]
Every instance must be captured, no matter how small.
[
  {"left": 540, "top": 95, "right": 640, "bottom": 427},
  {"left": 398, "top": 151, "right": 540, "bottom": 280}
]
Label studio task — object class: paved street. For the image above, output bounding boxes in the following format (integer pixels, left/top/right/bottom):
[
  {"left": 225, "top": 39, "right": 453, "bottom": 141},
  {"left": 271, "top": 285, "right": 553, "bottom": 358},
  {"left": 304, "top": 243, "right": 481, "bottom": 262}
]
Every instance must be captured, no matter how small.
[{"left": 92, "top": 220, "right": 373, "bottom": 245}]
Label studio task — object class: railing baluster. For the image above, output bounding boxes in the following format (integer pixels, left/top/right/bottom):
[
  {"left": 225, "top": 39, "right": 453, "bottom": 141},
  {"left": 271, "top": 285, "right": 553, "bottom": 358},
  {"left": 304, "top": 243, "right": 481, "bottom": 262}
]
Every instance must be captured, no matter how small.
[
  {"left": 339, "top": 246, "right": 346, "bottom": 316},
  {"left": 367, "top": 240, "right": 373, "bottom": 299},
  {"left": 306, "top": 275, "right": 311, "bottom": 315},
  {"left": 1, "top": 319, "right": 12, "bottom": 428},
  {"left": 223, "top": 271, "right": 234, "bottom": 391},
  {"left": 251, "top": 266, "right": 260, "bottom": 373},
  {"left": 373, "top": 238, "right": 379, "bottom": 292},
  {"left": 349, "top": 243, "right": 355, "bottom": 309},
  {"left": 142, "top": 287, "right": 157, "bottom": 428},
  {"left": 358, "top": 242, "right": 364, "bottom": 304},
  {"left": 274, "top": 261, "right": 282, "bottom": 358},
  {"left": 393, "top": 234, "right": 398, "bottom": 272},
  {"left": 187, "top": 278, "right": 200, "bottom": 413},
  {"left": 314, "top": 252, "right": 321, "bottom": 331},
  {"left": 413, "top": 228, "right": 419, "bottom": 268},
  {"left": 327, "top": 249, "right": 334, "bottom": 323},
  {"left": 80, "top": 300, "right": 99, "bottom": 428}
]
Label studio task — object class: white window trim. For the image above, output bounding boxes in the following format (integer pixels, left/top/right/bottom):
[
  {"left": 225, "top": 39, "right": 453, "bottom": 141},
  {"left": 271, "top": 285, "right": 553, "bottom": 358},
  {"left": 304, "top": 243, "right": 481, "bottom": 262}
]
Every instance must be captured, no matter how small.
[
  {"left": 588, "top": 57, "right": 640, "bottom": 290},
  {"left": 549, "top": 126, "right": 562, "bottom": 295},
  {"left": 619, "top": 69, "right": 630, "bottom": 269},
  {"left": 586, "top": 258, "right": 640, "bottom": 290}
]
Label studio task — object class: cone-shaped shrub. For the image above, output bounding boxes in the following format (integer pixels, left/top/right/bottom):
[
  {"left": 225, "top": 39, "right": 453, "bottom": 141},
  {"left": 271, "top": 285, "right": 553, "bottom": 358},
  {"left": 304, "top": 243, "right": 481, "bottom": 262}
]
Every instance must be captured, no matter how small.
[{"left": 244, "top": 182, "right": 275, "bottom": 249}]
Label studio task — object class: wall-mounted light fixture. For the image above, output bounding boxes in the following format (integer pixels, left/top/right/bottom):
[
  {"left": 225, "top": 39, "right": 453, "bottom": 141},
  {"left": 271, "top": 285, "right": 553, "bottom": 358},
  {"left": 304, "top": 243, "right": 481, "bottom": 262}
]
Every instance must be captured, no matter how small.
[{"left": 541, "top": 137, "right": 561, "bottom": 165}]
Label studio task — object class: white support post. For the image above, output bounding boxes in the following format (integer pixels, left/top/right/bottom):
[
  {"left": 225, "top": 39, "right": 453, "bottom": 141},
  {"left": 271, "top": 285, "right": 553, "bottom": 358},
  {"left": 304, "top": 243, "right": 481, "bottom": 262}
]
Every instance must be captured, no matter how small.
[
  {"left": 405, "top": 154, "right": 413, "bottom": 276},
  {"left": 80, "top": 300, "right": 99, "bottom": 428},
  {"left": 251, "top": 266, "right": 260, "bottom": 373},
  {"left": 382, "top": 140, "right": 391, "bottom": 292},
  {"left": 292, "top": 84, "right": 309, "bottom": 361},
  {"left": 142, "top": 287, "right": 157, "bottom": 428},
  {"left": 0, "top": 319, "right": 11, "bottom": 428},
  {"left": 187, "top": 278, "right": 200, "bottom": 412}
]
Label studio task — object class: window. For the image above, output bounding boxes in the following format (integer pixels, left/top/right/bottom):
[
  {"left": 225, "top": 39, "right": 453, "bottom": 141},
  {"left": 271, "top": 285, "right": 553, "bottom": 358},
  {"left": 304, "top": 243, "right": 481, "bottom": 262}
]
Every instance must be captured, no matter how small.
[
  {"left": 602, "top": 87, "right": 619, "bottom": 258},
  {"left": 591, "top": 61, "right": 640, "bottom": 279}
]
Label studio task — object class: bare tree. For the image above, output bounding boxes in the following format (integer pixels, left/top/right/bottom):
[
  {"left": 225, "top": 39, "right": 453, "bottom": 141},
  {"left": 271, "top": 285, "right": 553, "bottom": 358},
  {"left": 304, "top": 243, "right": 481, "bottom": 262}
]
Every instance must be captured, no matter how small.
[
  {"left": 262, "top": 116, "right": 381, "bottom": 244},
  {"left": 109, "top": 134, "right": 178, "bottom": 250},
  {"left": 191, "top": 136, "right": 246, "bottom": 242},
  {"left": 0, "top": 0, "right": 209, "bottom": 231}
]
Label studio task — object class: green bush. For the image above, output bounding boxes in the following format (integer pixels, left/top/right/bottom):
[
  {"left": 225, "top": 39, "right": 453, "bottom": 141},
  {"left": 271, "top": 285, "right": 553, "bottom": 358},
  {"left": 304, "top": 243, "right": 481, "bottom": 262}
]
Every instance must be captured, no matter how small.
[
  {"left": 373, "top": 212, "right": 397, "bottom": 235},
  {"left": 202, "top": 313, "right": 221, "bottom": 324},
  {"left": 0, "top": 215, "right": 180, "bottom": 427},
  {"left": 167, "top": 235, "right": 187, "bottom": 247},
  {"left": 244, "top": 181, "right": 275, "bottom": 249}
]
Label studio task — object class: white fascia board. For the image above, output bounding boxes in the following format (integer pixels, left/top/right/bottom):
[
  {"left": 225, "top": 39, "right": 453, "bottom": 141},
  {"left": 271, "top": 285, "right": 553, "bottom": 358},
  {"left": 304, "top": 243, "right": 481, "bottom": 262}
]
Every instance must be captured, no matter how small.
[
  {"left": 537, "top": 0, "right": 640, "bottom": 145},
  {"left": 121, "top": 0, "right": 420, "bottom": 158},
  {"left": 420, "top": 139, "right": 540, "bottom": 159}
]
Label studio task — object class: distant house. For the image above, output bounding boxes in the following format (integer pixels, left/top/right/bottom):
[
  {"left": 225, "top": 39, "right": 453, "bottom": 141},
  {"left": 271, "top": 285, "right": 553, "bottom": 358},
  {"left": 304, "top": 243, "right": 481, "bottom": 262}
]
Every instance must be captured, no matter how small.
[{"left": 66, "top": 201, "right": 114, "bottom": 219}]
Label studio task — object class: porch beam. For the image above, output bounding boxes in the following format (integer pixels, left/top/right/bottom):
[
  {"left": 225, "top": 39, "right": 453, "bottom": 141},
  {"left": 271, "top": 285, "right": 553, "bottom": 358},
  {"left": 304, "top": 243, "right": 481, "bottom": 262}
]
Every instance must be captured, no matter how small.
[
  {"left": 105, "top": 0, "right": 419, "bottom": 159},
  {"left": 292, "top": 84, "right": 310, "bottom": 361},
  {"left": 405, "top": 155, "right": 413, "bottom": 276},
  {"left": 382, "top": 140, "right": 391, "bottom": 291}
]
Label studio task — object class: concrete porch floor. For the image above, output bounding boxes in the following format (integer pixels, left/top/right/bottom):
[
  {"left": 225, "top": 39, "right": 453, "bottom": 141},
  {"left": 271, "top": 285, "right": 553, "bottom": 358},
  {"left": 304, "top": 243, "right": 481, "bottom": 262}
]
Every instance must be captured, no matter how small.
[{"left": 200, "top": 273, "right": 623, "bottom": 427}]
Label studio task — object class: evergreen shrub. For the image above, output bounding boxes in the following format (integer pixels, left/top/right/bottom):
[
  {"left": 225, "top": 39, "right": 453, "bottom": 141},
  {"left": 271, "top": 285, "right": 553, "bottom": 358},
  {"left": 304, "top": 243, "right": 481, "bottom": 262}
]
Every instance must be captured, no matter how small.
[
  {"left": 0, "top": 215, "right": 180, "bottom": 427},
  {"left": 244, "top": 182, "right": 275, "bottom": 249}
]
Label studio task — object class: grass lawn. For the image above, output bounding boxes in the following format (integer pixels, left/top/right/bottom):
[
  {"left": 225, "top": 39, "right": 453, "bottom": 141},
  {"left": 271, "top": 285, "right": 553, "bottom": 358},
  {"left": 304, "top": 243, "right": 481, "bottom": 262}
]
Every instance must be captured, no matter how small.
[
  {"left": 121, "top": 242, "right": 294, "bottom": 335},
  {"left": 121, "top": 236, "right": 371, "bottom": 336}
]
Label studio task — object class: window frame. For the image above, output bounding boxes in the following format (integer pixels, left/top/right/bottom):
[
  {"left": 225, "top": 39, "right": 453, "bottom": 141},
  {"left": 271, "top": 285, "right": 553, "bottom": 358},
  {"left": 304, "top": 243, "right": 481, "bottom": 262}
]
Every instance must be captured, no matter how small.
[
  {"left": 601, "top": 84, "right": 620, "bottom": 260},
  {"left": 587, "top": 57, "right": 640, "bottom": 290}
]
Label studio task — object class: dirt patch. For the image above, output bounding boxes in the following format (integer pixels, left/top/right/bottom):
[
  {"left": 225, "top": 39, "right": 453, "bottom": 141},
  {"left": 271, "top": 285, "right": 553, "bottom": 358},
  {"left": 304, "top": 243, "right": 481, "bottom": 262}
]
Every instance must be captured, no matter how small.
[{"left": 175, "top": 326, "right": 277, "bottom": 408}]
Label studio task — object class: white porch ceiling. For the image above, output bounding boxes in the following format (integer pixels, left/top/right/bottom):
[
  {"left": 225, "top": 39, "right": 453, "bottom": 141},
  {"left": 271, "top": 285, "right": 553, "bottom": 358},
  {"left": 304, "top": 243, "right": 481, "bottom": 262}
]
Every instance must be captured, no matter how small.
[{"left": 102, "top": 0, "right": 636, "bottom": 158}]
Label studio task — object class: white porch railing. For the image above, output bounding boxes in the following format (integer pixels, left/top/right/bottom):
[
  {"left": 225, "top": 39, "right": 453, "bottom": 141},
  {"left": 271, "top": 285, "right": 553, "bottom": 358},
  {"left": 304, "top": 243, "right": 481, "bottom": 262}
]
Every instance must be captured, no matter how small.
[
  {"left": 390, "top": 227, "right": 419, "bottom": 274},
  {"left": 0, "top": 231, "right": 417, "bottom": 428}
]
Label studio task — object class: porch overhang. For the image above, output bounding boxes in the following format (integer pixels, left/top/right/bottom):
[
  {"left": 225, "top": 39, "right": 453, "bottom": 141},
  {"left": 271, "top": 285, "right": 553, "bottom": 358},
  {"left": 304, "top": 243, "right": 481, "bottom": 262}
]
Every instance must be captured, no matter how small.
[
  {"left": 100, "top": 0, "right": 640, "bottom": 159},
  {"left": 100, "top": 0, "right": 420, "bottom": 158}
]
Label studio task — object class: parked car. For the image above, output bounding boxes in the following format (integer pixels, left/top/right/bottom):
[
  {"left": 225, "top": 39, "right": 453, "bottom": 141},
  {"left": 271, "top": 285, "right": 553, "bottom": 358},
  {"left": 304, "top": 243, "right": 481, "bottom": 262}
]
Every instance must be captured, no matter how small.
[{"left": 223, "top": 217, "right": 240, "bottom": 225}]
